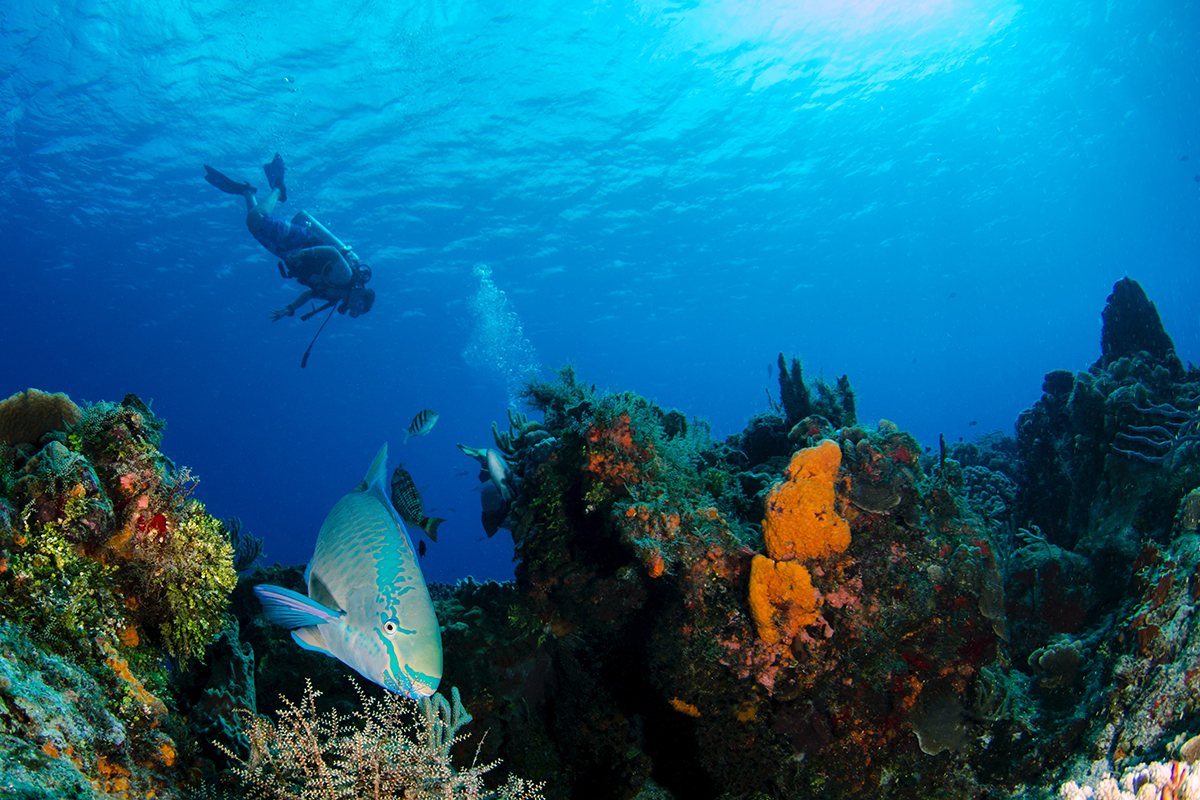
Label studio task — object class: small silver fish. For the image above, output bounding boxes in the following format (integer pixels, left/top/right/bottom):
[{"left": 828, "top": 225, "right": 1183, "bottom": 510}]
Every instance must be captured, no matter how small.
[
  {"left": 254, "top": 444, "right": 442, "bottom": 698},
  {"left": 404, "top": 409, "right": 440, "bottom": 443}
]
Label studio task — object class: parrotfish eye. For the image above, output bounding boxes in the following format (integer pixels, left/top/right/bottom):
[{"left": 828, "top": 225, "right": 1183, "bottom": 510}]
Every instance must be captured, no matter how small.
[{"left": 382, "top": 617, "right": 400, "bottom": 636}]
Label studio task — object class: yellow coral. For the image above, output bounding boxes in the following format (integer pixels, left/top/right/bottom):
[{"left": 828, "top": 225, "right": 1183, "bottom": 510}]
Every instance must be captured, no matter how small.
[
  {"left": 748, "top": 554, "right": 819, "bottom": 645},
  {"left": 0, "top": 388, "right": 83, "bottom": 446},
  {"left": 762, "top": 439, "right": 850, "bottom": 562}
]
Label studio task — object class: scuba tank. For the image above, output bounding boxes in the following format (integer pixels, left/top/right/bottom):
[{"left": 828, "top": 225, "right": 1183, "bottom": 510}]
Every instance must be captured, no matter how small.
[{"left": 292, "top": 210, "right": 359, "bottom": 264}]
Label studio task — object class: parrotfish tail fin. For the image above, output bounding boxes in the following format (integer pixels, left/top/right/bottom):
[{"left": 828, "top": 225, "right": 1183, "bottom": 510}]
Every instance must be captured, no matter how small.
[
  {"left": 422, "top": 517, "right": 445, "bottom": 543},
  {"left": 456, "top": 443, "right": 488, "bottom": 465},
  {"left": 254, "top": 584, "right": 342, "bottom": 629}
]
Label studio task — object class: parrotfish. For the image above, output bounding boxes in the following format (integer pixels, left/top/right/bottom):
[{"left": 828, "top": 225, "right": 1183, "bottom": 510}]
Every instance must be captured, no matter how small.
[
  {"left": 456, "top": 443, "right": 518, "bottom": 502},
  {"left": 403, "top": 409, "right": 440, "bottom": 443},
  {"left": 456, "top": 443, "right": 516, "bottom": 537},
  {"left": 253, "top": 444, "right": 442, "bottom": 698},
  {"left": 486, "top": 448, "right": 518, "bottom": 502},
  {"left": 390, "top": 464, "right": 445, "bottom": 543}
]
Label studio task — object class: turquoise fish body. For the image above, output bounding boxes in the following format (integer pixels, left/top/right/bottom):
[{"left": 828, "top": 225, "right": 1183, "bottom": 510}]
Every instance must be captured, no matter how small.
[{"left": 254, "top": 444, "right": 442, "bottom": 698}]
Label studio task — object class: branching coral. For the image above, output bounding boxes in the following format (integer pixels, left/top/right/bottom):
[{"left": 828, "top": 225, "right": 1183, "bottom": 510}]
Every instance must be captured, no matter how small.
[
  {"left": 222, "top": 680, "right": 547, "bottom": 800},
  {"left": 222, "top": 515, "right": 265, "bottom": 573},
  {"left": 1113, "top": 401, "right": 1200, "bottom": 464}
]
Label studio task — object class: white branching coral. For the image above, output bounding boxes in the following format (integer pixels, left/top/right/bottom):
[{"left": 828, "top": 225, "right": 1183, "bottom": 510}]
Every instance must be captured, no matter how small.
[
  {"left": 219, "top": 680, "right": 546, "bottom": 800},
  {"left": 1060, "top": 760, "right": 1200, "bottom": 800}
]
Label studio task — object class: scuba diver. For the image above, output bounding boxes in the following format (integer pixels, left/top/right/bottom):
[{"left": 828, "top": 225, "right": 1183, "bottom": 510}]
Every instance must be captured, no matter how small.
[{"left": 203, "top": 154, "right": 375, "bottom": 322}]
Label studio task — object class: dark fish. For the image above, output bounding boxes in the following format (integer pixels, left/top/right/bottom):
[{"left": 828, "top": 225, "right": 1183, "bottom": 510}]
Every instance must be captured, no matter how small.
[
  {"left": 1182, "top": 155, "right": 1190, "bottom": 161},
  {"left": 390, "top": 465, "right": 445, "bottom": 542},
  {"left": 968, "top": 420, "right": 979, "bottom": 426},
  {"left": 403, "top": 409, "right": 439, "bottom": 443},
  {"left": 948, "top": 291, "right": 957, "bottom": 299},
  {"left": 479, "top": 479, "right": 507, "bottom": 538},
  {"left": 418, "top": 540, "right": 427, "bottom": 558}
]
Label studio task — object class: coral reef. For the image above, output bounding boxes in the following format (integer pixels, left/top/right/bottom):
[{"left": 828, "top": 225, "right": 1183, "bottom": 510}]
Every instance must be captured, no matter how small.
[
  {"left": 5, "top": 276, "right": 1199, "bottom": 800},
  {"left": 418, "top": 277, "right": 1200, "bottom": 800},
  {"left": 424, "top": 366, "right": 1010, "bottom": 798},
  {"left": 1060, "top": 760, "right": 1200, "bottom": 799},
  {"left": 0, "top": 391, "right": 240, "bottom": 798}
]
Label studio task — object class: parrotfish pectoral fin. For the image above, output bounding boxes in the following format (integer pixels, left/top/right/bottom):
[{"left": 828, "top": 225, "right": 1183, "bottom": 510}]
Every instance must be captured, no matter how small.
[
  {"left": 254, "top": 584, "right": 343, "bottom": 629},
  {"left": 292, "top": 626, "right": 335, "bottom": 657}
]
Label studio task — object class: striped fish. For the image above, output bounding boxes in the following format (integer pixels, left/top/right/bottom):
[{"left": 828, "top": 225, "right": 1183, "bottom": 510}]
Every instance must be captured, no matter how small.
[
  {"left": 253, "top": 444, "right": 442, "bottom": 698},
  {"left": 403, "top": 409, "right": 439, "bottom": 443},
  {"left": 390, "top": 465, "right": 445, "bottom": 543}
]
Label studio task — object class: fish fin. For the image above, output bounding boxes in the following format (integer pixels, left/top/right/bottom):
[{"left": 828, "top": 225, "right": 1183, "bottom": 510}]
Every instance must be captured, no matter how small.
[
  {"left": 308, "top": 574, "right": 344, "bottom": 614},
  {"left": 456, "top": 443, "right": 488, "bottom": 466},
  {"left": 422, "top": 517, "right": 445, "bottom": 543},
  {"left": 254, "top": 584, "right": 342, "bottom": 629},
  {"left": 292, "top": 626, "right": 335, "bottom": 657},
  {"left": 403, "top": 431, "right": 410, "bottom": 444},
  {"left": 361, "top": 443, "right": 389, "bottom": 493}
]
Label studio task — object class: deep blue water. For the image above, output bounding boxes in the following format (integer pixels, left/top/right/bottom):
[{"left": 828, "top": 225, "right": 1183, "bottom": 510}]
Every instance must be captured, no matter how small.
[{"left": 3, "top": 0, "right": 1198, "bottom": 584}]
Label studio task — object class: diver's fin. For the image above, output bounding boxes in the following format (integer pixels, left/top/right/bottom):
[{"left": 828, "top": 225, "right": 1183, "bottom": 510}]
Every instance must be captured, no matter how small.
[
  {"left": 292, "top": 626, "right": 335, "bottom": 657},
  {"left": 421, "top": 517, "right": 445, "bottom": 543},
  {"left": 203, "top": 165, "right": 255, "bottom": 195},
  {"left": 254, "top": 584, "right": 342, "bottom": 629},
  {"left": 263, "top": 152, "right": 287, "bottom": 202}
]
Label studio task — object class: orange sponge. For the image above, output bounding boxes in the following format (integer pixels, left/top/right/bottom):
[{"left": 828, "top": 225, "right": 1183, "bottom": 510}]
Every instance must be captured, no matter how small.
[
  {"left": 748, "top": 554, "right": 819, "bottom": 645},
  {"left": 762, "top": 439, "right": 849, "bottom": 562}
]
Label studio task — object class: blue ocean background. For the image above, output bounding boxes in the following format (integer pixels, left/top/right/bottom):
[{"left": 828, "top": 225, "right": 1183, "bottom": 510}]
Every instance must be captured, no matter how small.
[{"left": 3, "top": 0, "right": 1197, "bottom": 585}]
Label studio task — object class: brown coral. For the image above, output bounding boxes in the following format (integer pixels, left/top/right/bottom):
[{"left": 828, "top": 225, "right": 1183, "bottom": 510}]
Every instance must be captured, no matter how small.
[{"left": 0, "top": 388, "right": 82, "bottom": 446}]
